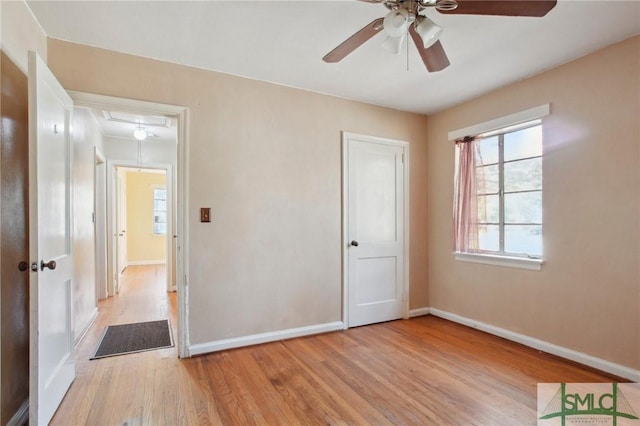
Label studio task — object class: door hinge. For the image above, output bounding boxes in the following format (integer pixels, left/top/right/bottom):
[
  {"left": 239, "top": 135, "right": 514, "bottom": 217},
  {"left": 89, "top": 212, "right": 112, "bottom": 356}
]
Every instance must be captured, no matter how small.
[
  {"left": 401, "top": 153, "right": 405, "bottom": 163},
  {"left": 92, "top": 212, "right": 95, "bottom": 223}
]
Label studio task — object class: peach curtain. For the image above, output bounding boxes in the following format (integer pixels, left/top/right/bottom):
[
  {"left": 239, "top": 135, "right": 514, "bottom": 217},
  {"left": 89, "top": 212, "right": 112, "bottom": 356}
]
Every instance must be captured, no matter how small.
[{"left": 453, "top": 137, "right": 479, "bottom": 252}]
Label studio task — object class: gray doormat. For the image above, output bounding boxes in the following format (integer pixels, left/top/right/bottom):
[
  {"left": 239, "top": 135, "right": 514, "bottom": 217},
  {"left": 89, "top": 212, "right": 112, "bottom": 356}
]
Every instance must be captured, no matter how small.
[{"left": 90, "top": 319, "right": 173, "bottom": 360}]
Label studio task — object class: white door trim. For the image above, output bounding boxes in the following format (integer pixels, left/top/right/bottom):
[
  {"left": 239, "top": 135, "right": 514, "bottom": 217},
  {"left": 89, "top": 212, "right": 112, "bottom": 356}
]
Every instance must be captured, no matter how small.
[
  {"left": 68, "top": 91, "right": 190, "bottom": 358},
  {"left": 341, "top": 131, "right": 410, "bottom": 328}
]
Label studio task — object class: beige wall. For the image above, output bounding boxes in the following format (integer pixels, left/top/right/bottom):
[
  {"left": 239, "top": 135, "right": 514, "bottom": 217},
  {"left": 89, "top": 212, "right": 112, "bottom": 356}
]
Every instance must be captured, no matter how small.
[
  {"left": 126, "top": 171, "right": 167, "bottom": 264},
  {"left": 0, "top": 0, "right": 47, "bottom": 73},
  {"left": 71, "top": 107, "right": 104, "bottom": 341},
  {"left": 47, "top": 39, "right": 430, "bottom": 344},
  {"left": 427, "top": 36, "right": 640, "bottom": 370}
]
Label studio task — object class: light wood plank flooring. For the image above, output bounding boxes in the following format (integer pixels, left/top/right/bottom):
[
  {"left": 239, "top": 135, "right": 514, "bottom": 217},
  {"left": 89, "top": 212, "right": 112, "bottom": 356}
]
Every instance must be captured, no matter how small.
[{"left": 51, "top": 265, "right": 624, "bottom": 425}]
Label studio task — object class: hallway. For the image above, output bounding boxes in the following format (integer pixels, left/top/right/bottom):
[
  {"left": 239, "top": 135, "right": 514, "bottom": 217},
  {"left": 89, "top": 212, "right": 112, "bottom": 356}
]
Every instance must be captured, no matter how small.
[
  {"left": 51, "top": 265, "right": 178, "bottom": 425},
  {"left": 98, "top": 265, "right": 176, "bottom": 327}
]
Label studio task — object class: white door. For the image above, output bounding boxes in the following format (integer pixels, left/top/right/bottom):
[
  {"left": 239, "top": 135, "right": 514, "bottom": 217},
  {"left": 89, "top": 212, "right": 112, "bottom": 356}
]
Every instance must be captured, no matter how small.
[
  {"left": 28, "top": 51, "right": 75, "bottom": 425},
  {"left": 116, "top": 167, "right": 127, "bottom": 278},
  {"left": 344, "top": 133, "right": 408, "bottom": 327}
]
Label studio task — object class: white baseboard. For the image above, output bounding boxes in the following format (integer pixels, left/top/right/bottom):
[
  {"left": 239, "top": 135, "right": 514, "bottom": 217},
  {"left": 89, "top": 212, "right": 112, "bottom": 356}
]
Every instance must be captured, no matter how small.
[
  {"left": 7, "top": 400, "right": 29, "bottom": 426},
  {"left": 75, "top": 307, "right": 99, "bottom": 347},
  {"left": 188, "top": 321, "right": 345, "bottom": 357},
  {"left": 428, "top": 308, "right": 640, "bottom": 382},
  {"left": 127, "top": 260, "right": 166, "bottom": 266},
  {"left": 409, "top": 307, "right": 430, "bottom": 318}
]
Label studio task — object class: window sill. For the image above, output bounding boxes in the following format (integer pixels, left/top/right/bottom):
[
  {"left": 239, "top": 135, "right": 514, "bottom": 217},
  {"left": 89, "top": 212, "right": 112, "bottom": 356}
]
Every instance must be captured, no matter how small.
[{"left": 454, "top": 252, "right": 543, "bottom": 271}]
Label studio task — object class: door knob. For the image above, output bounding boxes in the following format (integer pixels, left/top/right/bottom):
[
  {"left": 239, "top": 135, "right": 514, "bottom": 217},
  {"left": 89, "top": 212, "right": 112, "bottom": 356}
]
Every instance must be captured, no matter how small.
[
  {"left": 40, "top": 260, "right": 57, "bottom": 271},
  {"left": 350, "top": 240, "right": 359, "bottom": 247},
  {"left": 18, "top": 261, "right": 29, "bottom": 272}
]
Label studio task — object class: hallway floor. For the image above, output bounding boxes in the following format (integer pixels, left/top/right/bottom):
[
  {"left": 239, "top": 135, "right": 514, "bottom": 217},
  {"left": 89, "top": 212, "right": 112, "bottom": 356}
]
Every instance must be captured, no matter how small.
[{"left": 51, "top": 265, "right": 178, "bottom": 425}]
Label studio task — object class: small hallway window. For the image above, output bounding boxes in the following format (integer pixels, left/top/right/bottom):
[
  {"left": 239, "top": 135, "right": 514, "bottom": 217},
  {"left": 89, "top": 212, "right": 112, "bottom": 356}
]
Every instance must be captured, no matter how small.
[{"left": 153, "top": 187, "right": 167, "bottom": 235}]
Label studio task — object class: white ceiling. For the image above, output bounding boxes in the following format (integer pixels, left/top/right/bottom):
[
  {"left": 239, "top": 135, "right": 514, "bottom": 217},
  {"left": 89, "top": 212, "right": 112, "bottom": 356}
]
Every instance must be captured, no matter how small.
[
  {"left": 28, "top": 1, "right": 640, "bottom": 115},
  {"left": 89, "top": 108, "right": 178, "bottom": 143}
]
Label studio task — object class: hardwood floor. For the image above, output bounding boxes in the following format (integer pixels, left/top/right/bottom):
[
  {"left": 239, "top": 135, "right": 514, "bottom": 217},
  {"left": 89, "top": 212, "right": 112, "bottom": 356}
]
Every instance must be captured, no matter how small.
[{"left": 52, "top": 265, "right": 624, "bottom": 425}]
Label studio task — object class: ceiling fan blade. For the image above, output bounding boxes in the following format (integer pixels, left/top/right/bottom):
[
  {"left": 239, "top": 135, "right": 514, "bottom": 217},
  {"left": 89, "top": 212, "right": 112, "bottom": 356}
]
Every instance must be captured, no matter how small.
[
  {"left": 409, "top": 25, "right": 450, "bottom": 72},
  {"left": 439, "top": 0, "right": 557, "bottom": 17},
  {"left": 323, "top": 18, "right": 384, "bottom": 63}
]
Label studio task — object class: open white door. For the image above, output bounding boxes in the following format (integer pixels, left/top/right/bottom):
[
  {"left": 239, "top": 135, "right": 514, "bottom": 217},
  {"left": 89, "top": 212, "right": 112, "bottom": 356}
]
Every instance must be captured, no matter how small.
[
  {"left": 28, "top": 51, "right": 75, "bottom": 425},
  {"left": 112, "top": 166, "right": 128, "bottom": 295},
  {"left": 344, "top": 133, "right": 408, "bottom": 328},
  {"left": 116, "top": 167, "right": 127, "bottom": 276}
]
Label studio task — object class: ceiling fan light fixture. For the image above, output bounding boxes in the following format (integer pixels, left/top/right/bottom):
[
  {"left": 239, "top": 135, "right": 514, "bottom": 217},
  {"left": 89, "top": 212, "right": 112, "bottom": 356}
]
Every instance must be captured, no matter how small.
[
  {"left": 133, "top": 126, "right": 148, "bottom": 141},
  {"left": 381, "top": 34, "right": 406, "bottom": 55},
  {"left": 383, "top": 8, "right": 409, "bottom": 37},
  {"left": 415, "top": 16, "right": 443, "bottom": 49}
]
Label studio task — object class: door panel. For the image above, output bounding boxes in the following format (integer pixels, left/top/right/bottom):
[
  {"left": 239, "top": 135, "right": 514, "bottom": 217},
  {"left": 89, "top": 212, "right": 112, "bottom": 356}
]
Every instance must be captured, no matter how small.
[
  {"left": 355, "top": 149, "right": 398, "bottom": 242},
  {"left": 28, "top": 51, "right": 75, "bottom": 425},
  {"left": 346, "top": 135, "right": 406, "bottom": 328},
  {"left": 356, "top": 257, "right": 397, "bottom": 304}
]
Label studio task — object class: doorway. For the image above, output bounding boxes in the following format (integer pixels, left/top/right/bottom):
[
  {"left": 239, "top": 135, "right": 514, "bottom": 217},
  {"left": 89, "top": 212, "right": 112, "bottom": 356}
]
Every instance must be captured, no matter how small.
[
  {"left": 71, "top": 91, "right": 188, "bottom": 358},
  {"left": 112, "top": 165, "right": 173, "bottom": 294}
]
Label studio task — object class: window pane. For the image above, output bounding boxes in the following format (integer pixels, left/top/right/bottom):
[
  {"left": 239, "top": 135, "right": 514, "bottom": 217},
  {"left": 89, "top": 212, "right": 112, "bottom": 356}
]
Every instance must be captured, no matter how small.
[
  {"left": 154, "top": 189, "right": 166, "bottom": 200},
  {"left": 504, "top": 191, "right": 542, "bottom": 224},
  {"left": 505, "top": 225, "right": 542, "bottom": 256},
  {"left": 153, "top": 223, "right": 167, "bottom": 235},
  {"left": 504, "top": 157, "right": 542, "bottom": 192},
  {"left": 477, "top": 194, "right": 499, "bottom": 224},
  {"left": 154, "top": 199, "right": 167, "bottom": 211},
  {"left": 476, "top": 164, "right": 499, "bottom": 194},
  {"left": 475, "top": 136, "right": 499, "bottom": 165},
  {"left": 154, "top": 212, "right": 167, "bottom": 224},
  {"left": 478, "top": 225, "right": 500, "bottom": 252},
  {"left": 504, "top": 125, "right": 542, "bottom": 161}
]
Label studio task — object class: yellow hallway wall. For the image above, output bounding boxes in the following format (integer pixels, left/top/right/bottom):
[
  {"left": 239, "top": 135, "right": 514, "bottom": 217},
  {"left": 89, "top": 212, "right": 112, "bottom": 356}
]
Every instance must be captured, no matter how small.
[{"left": 126, "top": 171, "right": 167, "bottom": 264}]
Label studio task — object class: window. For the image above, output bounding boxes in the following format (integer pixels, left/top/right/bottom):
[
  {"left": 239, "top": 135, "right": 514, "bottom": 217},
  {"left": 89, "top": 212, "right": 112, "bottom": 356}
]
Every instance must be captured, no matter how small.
[
  {"left": 454, "top": 120, "right": 543, "bottom": 266},
  {"left": 475, "top": 123, "right": 542, "bottom": 257},
  {"left": 153, "top": 187, "right": 167, "bottom": 235}
]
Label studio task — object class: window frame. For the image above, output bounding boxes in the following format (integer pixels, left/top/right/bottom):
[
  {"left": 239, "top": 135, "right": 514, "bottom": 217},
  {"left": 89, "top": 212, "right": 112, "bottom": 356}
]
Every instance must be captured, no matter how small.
[{"left": 449, "top": 105, "right": 549, "bottom": 271}]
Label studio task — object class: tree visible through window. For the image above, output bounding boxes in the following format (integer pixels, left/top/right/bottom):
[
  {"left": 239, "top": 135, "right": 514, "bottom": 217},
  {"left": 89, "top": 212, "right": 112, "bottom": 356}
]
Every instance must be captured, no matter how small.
[
  {"left": 153, "top": 188, "right": 167, "bottom": 235},
  {"left": 455, "top": 122, "right": 542, "bottom": 258}
]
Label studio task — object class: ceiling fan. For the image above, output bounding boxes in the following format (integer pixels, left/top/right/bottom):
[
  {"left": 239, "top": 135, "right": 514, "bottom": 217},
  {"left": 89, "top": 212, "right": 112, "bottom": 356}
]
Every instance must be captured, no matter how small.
[{"left": 323, "top": 0, "right": 557, "bottom": 72}]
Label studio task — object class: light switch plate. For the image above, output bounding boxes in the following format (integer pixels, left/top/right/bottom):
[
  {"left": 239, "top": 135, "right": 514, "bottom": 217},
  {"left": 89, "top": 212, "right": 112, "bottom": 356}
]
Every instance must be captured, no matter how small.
[{"left": 200, "top": 208, "right": 211, "bottom": 223}]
